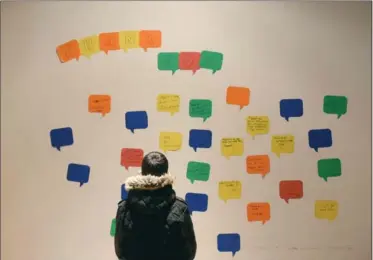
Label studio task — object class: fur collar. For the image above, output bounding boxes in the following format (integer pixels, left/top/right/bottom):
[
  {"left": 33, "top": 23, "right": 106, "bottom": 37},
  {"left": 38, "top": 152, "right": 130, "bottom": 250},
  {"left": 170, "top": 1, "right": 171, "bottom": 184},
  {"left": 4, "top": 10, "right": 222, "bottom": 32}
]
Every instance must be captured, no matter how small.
[{"left": 125, "top": 173, "right": 174, "bottom": 191}]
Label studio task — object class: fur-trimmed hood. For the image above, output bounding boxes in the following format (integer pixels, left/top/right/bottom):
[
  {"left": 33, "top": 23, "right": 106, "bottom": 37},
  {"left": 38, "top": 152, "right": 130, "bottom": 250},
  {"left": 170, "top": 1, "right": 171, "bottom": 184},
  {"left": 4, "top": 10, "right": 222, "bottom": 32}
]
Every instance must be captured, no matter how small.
[{"left": 125, "top": 173, "right": 174, "bottom": 191}]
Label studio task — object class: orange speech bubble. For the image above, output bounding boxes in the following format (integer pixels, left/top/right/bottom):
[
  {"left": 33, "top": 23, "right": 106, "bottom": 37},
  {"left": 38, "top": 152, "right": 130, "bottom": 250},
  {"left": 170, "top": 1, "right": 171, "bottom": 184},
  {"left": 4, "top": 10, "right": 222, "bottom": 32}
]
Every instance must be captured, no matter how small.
[
  {"left": 56, "top": 40, "right": 80, "bottom": 63},
  {"left": 99, "top": 32, "right": 120, "bottom": 54},
  {"left": 247, "top": 202, "right": 270, "bottom": 224},
  {"left": 139, "top": 30, "right": 162, "bottom": 51},
  {"left": 88, "top": 95, "right": 111, "bottom": 116},
  {"left": 279, "top": 180, "right": 303, "bottom": 203},
  {"left": 120, "top": 148, "right": 144, "bottom": 170},
  {"left": 226, "top": 86, "right": 250, "bottom": 110},
  {"left": 246, "top": 155, "right": 270, "bottom": 178}
]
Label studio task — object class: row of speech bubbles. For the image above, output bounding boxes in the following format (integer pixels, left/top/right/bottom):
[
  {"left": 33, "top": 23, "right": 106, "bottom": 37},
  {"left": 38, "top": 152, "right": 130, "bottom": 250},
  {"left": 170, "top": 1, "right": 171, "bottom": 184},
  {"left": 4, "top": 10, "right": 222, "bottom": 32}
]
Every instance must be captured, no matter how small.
[
  {"left": 56, "top": 30, "right": 162, "bottom": 63},
  {"left": 157, "top": 51, "right": 224, "bottom": 74}
]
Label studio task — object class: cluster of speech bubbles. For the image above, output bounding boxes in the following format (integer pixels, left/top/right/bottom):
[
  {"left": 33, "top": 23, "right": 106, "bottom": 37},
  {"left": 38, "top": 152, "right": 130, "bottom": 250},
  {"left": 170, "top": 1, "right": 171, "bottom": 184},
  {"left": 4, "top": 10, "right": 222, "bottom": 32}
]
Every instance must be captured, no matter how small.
[{"left": 56, "top": 30, "right": 162, "bottom": 62}]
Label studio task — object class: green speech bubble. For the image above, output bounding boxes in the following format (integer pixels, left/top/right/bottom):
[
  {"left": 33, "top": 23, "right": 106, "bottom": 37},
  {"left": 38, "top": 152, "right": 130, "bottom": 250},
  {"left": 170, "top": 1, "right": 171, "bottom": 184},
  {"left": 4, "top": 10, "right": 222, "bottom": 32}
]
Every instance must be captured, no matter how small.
[
  {"left": 110, "top": 218, "right": 116, "bottom": 237},
  {"left": 317, "top": 158, "right": 342, "bottom": 182},
  {"left": 186, "top": 161, "right": 211, "bottom": 184},
  {"left": 189, "top": 99, "right": 212, "bottom": 122},
  {"left": 157, "top": 52, "right": 179, "bottom": 75},
  {"left": 323, "top": 95, "right": 348, "bottom": 119},
  {"left": 199, "top": 51, "right": 223, "bottom": 74}
]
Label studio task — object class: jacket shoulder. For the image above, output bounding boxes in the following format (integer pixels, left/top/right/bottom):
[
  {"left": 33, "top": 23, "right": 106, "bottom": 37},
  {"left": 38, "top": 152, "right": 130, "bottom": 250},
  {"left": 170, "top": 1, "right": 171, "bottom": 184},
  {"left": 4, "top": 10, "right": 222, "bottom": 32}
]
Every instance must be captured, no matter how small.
[{"left": 167, "top": 197, "right": 189, "bottom": 223}]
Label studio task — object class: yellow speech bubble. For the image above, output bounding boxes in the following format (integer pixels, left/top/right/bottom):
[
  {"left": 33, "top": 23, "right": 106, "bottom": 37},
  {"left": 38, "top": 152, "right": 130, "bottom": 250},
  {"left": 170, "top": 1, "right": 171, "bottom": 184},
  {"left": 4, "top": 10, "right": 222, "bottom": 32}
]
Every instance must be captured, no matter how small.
[
  {"left": 157, "top": 94, "right": 180, "bottom": 116},
  {"left": 219, "top": 181, "right": 242, "bottom": 203},
  {"left": 247, "top": 116, "right": 269, "bottom": 138},
  {"left": 79, "top": 35, "right": 100, "bottom": 58},
  {"left": 271, "top": 135, "right": 294, "bottom": 158},
  {"left": 159, "top": 132, "right": 182, "bottom": 152},
  {"left": 221, "top": 138, "right": 244, "bottom": 159},
  {"left": 119, "top": 31, "right": 140, "bottom": 52},
  {"left": 315, "top": 200, "right": 338, "bottom": 221}
]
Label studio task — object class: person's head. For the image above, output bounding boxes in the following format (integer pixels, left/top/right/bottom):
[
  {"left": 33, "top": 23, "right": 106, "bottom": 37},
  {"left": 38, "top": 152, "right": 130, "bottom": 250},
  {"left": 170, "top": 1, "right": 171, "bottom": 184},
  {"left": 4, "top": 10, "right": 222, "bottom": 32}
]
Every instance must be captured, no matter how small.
[{"left": 141, "top": 151, "right": 169, "bottom": 177}]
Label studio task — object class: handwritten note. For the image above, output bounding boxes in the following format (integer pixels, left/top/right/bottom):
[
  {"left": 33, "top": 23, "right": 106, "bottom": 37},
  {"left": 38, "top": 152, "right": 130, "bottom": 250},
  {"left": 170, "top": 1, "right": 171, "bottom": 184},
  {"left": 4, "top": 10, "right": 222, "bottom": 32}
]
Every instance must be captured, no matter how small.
[
  {"left": 271, "top": 135, "right": 294, "bottom": 157},
  {"left": 189, "top": 99, "right": 212, "bottom": 122},
  {"left": 218, "top": 181, "right": 242, "bottom": 203},
  {"left": 221, "top": 138, "right": 244, "bottom": 159},
  {"left": 157, "top": 94, "right": 180, "bottom": 115},
  {"left": 315, "top": 200, "right": 338, "bottom": 221},
  {"left": 159, "top": 132, "right": 182, "bottom": 152},
  {"left": 246, "top": 155, "right": 270, "bottom": 178},
  {"left": 247, "top": 202, "right": 270, "bottom": 224},
  {"left": 119, "top": 31, "right": 140, "bottom": 52},
  {"left": 88, "top": 95, "right": 111, "bottom": 116},
  {"left": 246, "top": 116, "right": 269, "bottom": 138}
]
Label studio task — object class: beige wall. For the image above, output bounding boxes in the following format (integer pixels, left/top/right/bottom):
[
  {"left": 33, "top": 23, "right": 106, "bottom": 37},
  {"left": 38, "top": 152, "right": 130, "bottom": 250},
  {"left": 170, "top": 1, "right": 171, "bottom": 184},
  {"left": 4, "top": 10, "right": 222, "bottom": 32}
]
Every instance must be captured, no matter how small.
[{"left": 1, "top": 2, "right": 371, "bottom": 260}]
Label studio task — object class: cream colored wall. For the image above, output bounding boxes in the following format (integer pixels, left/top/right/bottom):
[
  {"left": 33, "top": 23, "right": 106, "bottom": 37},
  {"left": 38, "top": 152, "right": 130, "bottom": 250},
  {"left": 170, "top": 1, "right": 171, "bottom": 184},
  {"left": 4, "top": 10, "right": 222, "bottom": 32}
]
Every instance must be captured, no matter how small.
[{"left": 1, "top": 2, "right": 371, "bottom": 260}]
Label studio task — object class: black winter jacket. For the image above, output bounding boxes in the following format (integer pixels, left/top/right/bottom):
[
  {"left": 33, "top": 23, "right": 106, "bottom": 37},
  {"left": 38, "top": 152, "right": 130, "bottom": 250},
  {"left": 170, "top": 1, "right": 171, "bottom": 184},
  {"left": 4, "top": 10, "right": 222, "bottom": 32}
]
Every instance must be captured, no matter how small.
[{"left": 114, "top": 174, "right": 197, "bottom": 260}]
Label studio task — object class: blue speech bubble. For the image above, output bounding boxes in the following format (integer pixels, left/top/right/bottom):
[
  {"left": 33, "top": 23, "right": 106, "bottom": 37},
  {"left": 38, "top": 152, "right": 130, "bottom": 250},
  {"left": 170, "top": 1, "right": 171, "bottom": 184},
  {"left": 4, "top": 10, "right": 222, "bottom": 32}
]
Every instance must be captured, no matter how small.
[
  {"left": 280, "top": 99, "right": 303, "bottom": 121},
  {"left": 121, "top": 184, "right": 128, "bottom": 200},
  {"left": 67, "top": 163, "right": 90, "bottom": 187},
  {"left": 308, "top": 129, "right": 333, "bottom": 152},
  {"left": 217, "top": 233, "right": 241, "bottom": 257},
  {"left": 185, "top": 192, "right": 208, "bottom": 214},
  {"left": 189, "top": 129, "right": 212, "bottom": 152},
  {"left": 125, "top": 111, "right": 148, "bottom": 133},
  {"left": 50, "top": 127, "right": 74, "bottom": 151}
]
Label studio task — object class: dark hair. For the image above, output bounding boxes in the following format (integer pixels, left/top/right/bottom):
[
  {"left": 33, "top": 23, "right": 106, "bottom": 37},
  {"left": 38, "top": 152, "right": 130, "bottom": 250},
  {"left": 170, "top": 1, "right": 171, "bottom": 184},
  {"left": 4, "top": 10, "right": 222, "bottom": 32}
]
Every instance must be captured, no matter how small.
[{"left": 141, "top": 151, "right": 169, "bottom": 176}]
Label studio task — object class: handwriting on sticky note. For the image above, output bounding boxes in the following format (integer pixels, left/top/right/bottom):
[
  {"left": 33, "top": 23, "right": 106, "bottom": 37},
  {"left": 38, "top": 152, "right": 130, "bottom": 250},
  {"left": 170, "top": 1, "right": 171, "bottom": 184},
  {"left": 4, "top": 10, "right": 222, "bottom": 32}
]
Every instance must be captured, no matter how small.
[
  {"left": 189, "top": 99, "right": 212, "bottom": 122},
  {"left": 271, "top": 135, "right": 294, "bottom": 157},
  {"left": 221, "top": 138, "right": 244, "bottom": 159},
  {"left": 119, "top": 31, "right": 140, "bottom": 52},
  {"left": 139, "top": 30, "right": 161, "bottom": 51},
  {"left": 179, "top": 52, "right": 201, "bottom": 74},
  {"left": 120, "top": 148, "right": 144, "bottom": 170},
  {"left": 246, "top": 155, "right": 270, "bottom": 177},
  {"left": 279, "top": 180, "right": 303, "bottom": 203},
  {"left": 226, "top": 86, "right": 250, "bottom": 110},
  {"left": 159, "top": 132, "right": 182, "bottom": 152},
  {"left": 56, "top": 40, "right": 80, "bottom": 63},
  {"left": 99, "top": 32, "right": 120, "bottom": 54},
  {"left": 186, "top": 161, "right": 211, "bottom": 184},
  {"left": 317, "top": 158, "right": 342, "bottom": 182},
  {"left": 247, "top": 116, "right": 269, "bottom": 138},
  {"left": 315, "top": 200, "right": 338, "bottom": 221},
  {"left": 323, "top": 95, "right": 348, "bottom": 119},
  {"left": 247, "top": 202, "right": 270, "bottom": 224},
  {"left": 219, "top": 181, "right": 242, "bottom": 203},
  {"left": 88, "top": 95, "right": 111, "bottom": 116},
  {"left": 157, "top": 94, "right": 180, "bottom": 115},
  {"left": 79, "top": 35, "right": 100, "bottom": 58}
]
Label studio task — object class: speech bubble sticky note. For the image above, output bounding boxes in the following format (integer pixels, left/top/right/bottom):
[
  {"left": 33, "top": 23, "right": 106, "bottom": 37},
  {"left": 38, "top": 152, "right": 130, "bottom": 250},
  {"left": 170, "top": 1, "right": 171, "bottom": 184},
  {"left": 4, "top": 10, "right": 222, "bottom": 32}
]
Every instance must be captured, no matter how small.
[
  {"left": 279, "top": 99, "right": 304, "bottom": 121},
  {"left": 226, "top": 86, "right": 250, "bottom": 110},
  {"left": 56, "top": 40, "right": 80, "bottom": 63},
  {"left": 110, "top": 218, "right": 116, "bottom": 237},
  {"left": 279, "top": 180, "right": 303, "bottom": 203},
  {"left": 323, "top": 95, "right": 348, "bottom": 119},
  {"left": 139, "top": 30, "right": 162, "bottom": 52},
  {"left": 157, "top": 94, "right": 180, "bottom": 115},
  {"left": 79, "top": 35, "right": 100, "bottom": 58},
  {"left": 159, "top": 132, "right": 183, "bottom": 152},
  {"left": 179, "top": 52, "right": 201, "bottom": 74},
  {"left": 246, "top": 155, "right": 270, "bottom": 178},
  {"left": 185, "top": 192, "right": 208, "bottom": 215},
  {"left": 199, "top": 50, "right": 223, "bottom": 74},
  {"left": 189, "top": 129, "right": 212, "bottom": 152},
  {"left": 67, "top": 163, "right": 90, "bottom": 187},
  {"left": 186, "top": 161, "right": 211, "bottom": 184},
  {"left": 308, "top": 129, "right": 332, "bottom": 152},
  {"left": 50, "top": 127, "right": 74, "bottom": 151},
  {"left": 88, "top": 95, "right": 111, "bottom": 116},
  {"left": 157, "top": 52, "right": 179, "bottom": 74},
  {"left": 99, "top": 32, "right": 120, "bottom": 54},
  {"left": 315, "top": 200, "right": 339, "bottom": 221},
  {"left": 217, "top": 233, "right": 240, "bottom": 257},
  {"left": 119, "top": 31, "right": 140, "bottom": 52},
  {"left": 218, "top": 181, "right": 242, "bottom": 203},
  {"left": 271, "top": 135, "right": 294, "bottom": 157},
  {"left": 125, "top": 111, "right": 148, "bottom": 133},
  {"left": 220, "top": 138, "right": 244, "bottom": 159},
  {"left": 247, "top": 202, "right": 271, "bottom": 224},
  {"left": 121, "top": 184, "right": 128, "bottom": 200},
  {"left": 120, "top": 148, "right": 144, "bottom": 170},
  {"left": 246, "top": 116, "right": 269, "bottom": 138},
  {"left": 317, "top": 158, "right": 342, "bottom": 182},
  {"left": 189, "top": 99, "right": 212, "bottom": 122}
]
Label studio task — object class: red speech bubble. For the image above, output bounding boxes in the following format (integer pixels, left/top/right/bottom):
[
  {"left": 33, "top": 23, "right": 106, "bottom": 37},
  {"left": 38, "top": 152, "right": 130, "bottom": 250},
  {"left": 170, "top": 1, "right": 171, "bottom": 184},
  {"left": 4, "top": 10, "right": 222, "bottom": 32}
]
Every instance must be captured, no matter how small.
[
  {"left": 120, "top": 148, "right": 144, "bottom": 170},
  {"left": 179, "top": 52, "right": 201, "bottom": 74},
  {"left": 279, "top": 180, "right": 303, "bottom": 203}
]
